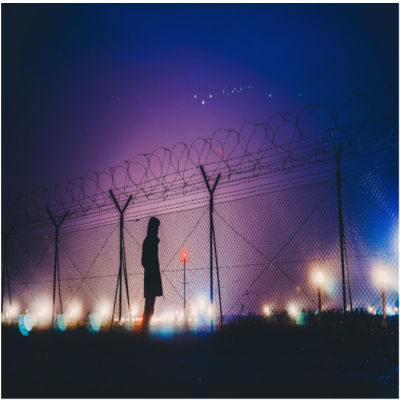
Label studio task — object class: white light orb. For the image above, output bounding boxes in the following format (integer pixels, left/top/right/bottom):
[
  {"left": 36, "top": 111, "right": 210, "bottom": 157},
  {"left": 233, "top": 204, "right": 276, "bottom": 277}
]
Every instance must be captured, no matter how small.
[
  {"left": 371, "top": 264, "right": 393, "bottom": 290},
  {"left": 97, "top": 300, "right": 112, "bottom": 321},
  {"left": 366, "top": 305, "right": 376, "bottom": 315},
  {"left": 31, "top": 297, "right": 52, "bottom": 326},
  {"left": 287, "top": 303, "right": 300, "bottom": 319},
  {"left": 130, "top": 303, "right": 139, "bottom": 318},
  {"left": 3, "top": 302, "right": 20, "bottom": 321},
  {"left": 311, "top": 269, "right": 325, "bottom": 287},
  {"left": 262, "top": 304, "right": 272, "bottom": 317},
  {"left": 197, "top": 297, "right": 207, "bottom": 311},
  {"left": 66, "top": 299, "right": 82, "bottom": 322}
]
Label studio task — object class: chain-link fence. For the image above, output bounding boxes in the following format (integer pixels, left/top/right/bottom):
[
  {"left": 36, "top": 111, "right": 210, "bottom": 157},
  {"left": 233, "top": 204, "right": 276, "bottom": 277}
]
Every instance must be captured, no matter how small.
[{"left": 2, "top": 93, "right": 398, "bottom": 328}]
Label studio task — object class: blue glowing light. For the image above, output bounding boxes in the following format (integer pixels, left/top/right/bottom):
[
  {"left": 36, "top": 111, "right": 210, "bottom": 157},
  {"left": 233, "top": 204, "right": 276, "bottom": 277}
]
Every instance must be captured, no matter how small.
[
  {"left": 295, "top": 311, "right": 306, "bottom": 325},
  {"left": 18, "top": 314, "right": 34, "bottom": 336},
  {"left": 87, "top": 313, "right": 102, "bottom": 334},
  {"left": 55, "top": 314, "right": 67, "bottom": 332}
]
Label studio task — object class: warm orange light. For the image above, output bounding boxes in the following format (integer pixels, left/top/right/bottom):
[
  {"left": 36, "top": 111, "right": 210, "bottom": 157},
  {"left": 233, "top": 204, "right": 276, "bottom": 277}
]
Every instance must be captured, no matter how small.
[
  {"left": 311, "top": 269, "right": 325, "bottom": 288},
  {"left": 181, "top": 250, "right": 189, "bottom": 263}
]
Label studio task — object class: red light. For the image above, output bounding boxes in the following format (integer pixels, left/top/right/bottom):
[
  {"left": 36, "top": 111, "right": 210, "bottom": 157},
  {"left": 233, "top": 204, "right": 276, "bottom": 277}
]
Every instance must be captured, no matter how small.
[{"left": 181, "top": 251, "right": 189, "bottom": 263}]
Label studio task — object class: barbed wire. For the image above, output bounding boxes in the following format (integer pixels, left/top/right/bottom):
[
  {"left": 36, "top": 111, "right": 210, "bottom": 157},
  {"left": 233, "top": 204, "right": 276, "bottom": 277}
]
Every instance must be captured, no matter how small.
[{"left": 5, "top": 91, "right": 398, "bottom": 233}]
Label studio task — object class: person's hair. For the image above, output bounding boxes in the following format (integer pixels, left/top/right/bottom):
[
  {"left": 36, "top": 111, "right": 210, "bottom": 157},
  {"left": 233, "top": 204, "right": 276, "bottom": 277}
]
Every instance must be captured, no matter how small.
[{"left": 146, "top": 217, "right": 160, "bottom": 238}]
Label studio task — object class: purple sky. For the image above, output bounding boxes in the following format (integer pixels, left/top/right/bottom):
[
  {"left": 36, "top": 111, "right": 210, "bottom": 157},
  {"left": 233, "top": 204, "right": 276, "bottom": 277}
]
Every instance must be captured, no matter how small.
[{"left": 2, "top": 3, "right": 398, "bottom": 198}]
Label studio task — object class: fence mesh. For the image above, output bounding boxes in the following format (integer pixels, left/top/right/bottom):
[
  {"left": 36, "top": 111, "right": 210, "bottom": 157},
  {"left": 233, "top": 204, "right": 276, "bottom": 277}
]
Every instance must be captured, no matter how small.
[{"left": 3, "top": 93, "right": 398, "bottom": 327}]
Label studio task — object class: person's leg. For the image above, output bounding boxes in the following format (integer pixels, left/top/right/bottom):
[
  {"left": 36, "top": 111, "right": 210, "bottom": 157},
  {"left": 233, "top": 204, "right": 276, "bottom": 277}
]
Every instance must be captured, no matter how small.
[
  {"left": 148, "top": 296, "right": 155, "bottom": 319},
  {"left": 142, "top": 297, "right": 156, "bottom": 334}
]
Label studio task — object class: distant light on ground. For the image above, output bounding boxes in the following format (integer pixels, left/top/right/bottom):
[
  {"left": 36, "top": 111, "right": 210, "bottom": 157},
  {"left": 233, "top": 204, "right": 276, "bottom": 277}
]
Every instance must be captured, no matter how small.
[
  {"left": 287, "top": 303, "right": 306, "bottom": 324},
  {"left": 55, "top": 314, "right": 67, "bottom": 332},
  {"left": 87, "top": 313, "right": 102, "bottom": 334},
  {"left": 3, "top": 302, "right": 20, "bottom": 323},
  {"left": 66, "top": 300, "right": 82, "bottom": 323},
  {"left": 31, "top": 297, "right": 52, "bottom": 326},
  {"left": 130, "top": 303, "right": 140, "bottom": 318},
  {"left": 262, "top": 304, "right": 272, "bottom": 317},
  {"left": 367, "top": 305, "right": 376, "bottom": 315},
  {"left": 287, "top": 303, "right": 300, "bottom": 319},
  {"left": 18, "top": 313, "right": 35, "bottom": 336},
  {"left": 386, "top": 306, "right": 395, "bottom": 316},
  {"left": 96, "top": 299, "right": 112, "bottom": 321},
  {"left": 197, "top": 297, "right": 207, "bottom": 311}
]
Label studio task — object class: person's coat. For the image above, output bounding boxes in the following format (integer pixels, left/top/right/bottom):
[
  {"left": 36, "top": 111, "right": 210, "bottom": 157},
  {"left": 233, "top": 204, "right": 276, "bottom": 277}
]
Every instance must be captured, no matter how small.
[{"left": 141, "top": 235, "right": 163, "bottom": 298}]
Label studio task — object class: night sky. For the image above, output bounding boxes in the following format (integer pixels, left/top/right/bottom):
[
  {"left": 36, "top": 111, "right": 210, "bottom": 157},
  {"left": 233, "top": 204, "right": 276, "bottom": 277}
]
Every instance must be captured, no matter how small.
[{"left": 2, "top": 3, "right": 398, "bottom": 199}]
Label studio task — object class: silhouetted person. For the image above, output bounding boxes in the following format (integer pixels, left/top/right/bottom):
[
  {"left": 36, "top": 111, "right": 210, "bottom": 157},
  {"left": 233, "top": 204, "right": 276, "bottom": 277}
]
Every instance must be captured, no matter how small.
[{"left": 141, "top": 217, "right": 163, "bottom": 334}]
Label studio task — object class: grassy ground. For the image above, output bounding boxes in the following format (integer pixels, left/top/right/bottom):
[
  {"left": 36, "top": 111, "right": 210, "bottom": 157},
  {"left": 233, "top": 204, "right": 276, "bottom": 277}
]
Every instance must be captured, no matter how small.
[{"left": 2, "top": 314, "right": 398, "bottom": 398}]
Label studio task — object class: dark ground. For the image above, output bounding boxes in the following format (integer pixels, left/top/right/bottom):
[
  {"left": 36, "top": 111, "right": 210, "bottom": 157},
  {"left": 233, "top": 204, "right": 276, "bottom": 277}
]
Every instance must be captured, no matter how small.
[{"left": 2, "top": 314, "right": 399, "bottom": 398}]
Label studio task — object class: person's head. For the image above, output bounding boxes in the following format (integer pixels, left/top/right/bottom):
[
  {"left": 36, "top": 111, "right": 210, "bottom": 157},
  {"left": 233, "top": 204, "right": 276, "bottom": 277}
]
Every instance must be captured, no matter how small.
[{"left": 146, "top": 217, "right": 160, "bottom": 237}]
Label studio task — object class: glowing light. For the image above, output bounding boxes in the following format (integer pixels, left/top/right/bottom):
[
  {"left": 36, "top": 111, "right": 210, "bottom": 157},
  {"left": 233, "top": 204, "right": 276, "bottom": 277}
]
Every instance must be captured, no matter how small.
[
  {"left": 166, "top": 311, "right": 174, "bottom": 324},
  {"left": 201, "top": 100, "right": 205, "bottom": 105},
  {"left": 386, "top": 306, "right": 395, "bottom": 316},
  {"left": 207, "top": 303, "right": 214, "bottom": 318},
  {"left": 197, "top": 297, "right": 207, "bottom": 311},
  {"left": 55, "top": 314, "right": 67, "bottom": 332},
  {"left": 3, "top": 302, "right": 20, "bottom": 322},
  {"left": 209, "top": 94, "right": 213, "bottom": 98},
  {"left": 18, "top": 313, "right": 35, "bottom": 336},
  {"left": 193, "top": 94, "right": 197, "bottom": 98},
  {"left": 312, "top": 270, "right": 325, "bottom": 287},
  {"left": 287, "top": 303, "right": 300, "bottom": 319},
  {"left": 18, "top": 315, "right": 30, "bottom": 336},
  {"left": 176, "top": 310, "right": 184, "bottom": 323},
  {"left": 262, "top": 304, "right": 272, "bottom": 317},
  {"left": 31, "top": 297, "right": 52, "bottom": 326},
  {"left": 268, "top": 94, "right": 272, "bottom": 98},
  {"left": 181, "top": 250, "right": 189, "bottom": 263},
  {"left": 130, "top": 303, "right": 140, "bottom": 318},
  {"left": 190, "top": 305, "right": 198, "bottom": 318},
  {"left": 371, "top": 264, "right": 393, "bottom": 290},
  {"left": 96, "top": 299, "right": 112, "bottom": 321},
  {"left": 367, "top": 305, "right": 376, "bottom": 315},
  {"left": 150, "top": 316, "right": 158, "bottom": 326},
  {"left": 188, "top": 316, "right": 199, "bottom": 327},
  {"left": 325, "top": 276, "right": 337, "bottom": 295},
  {"left": 87, "top": 313, "right": 102, "bottom": 334},
  {"left": 287, "top": 304, "right": 305, "bottom": 325},
  {"left": 65, "top": 299, "right": 81, "bottom": 323}
]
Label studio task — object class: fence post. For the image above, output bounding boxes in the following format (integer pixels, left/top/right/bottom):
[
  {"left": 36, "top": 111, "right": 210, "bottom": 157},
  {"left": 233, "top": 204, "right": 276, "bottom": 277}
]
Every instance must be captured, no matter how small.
[
  {"left": 46, "top": 207, "right": 69, "bottom": 327},
  {"left": 109, "top": 190, "right": 132, "bottom": 328},
  {"left": 200, "top": 165, "right": 223, "bottom": 331},
  {"left": 334, "top": 142, "right": 353, "bottom": 317}
]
